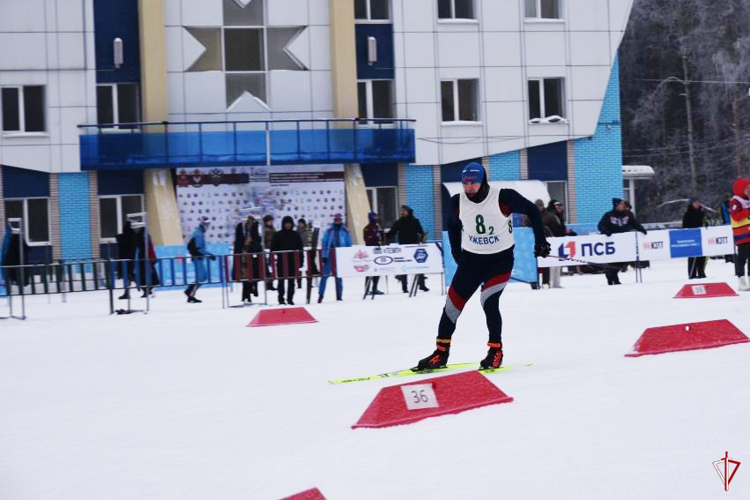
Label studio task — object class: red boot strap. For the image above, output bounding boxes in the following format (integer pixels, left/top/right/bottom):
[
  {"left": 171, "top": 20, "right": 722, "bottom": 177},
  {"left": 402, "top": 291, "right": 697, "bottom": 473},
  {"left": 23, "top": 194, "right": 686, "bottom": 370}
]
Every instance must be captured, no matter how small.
[
  {"left": 487, "top": 342, "right": 502, "bottom": 348},
  {"left": 436, "top": 345, "right": 448, "bottom": 352}
]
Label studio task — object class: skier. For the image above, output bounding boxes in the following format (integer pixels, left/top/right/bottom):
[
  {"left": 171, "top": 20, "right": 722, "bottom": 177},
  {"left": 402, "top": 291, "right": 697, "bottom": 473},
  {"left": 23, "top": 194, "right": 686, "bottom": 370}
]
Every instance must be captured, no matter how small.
[{"left": 415, "top": 163, "right": 550, "bottom": 371}]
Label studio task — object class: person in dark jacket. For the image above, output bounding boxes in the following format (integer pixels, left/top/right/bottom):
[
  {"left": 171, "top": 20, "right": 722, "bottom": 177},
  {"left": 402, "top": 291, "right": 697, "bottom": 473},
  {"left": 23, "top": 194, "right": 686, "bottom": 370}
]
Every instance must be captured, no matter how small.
[
  {"left": 115, "top": 221, "right": 136, "bottom": 299},
  {"left": 546, "top": 200, "right": 577, "bottom": 288},
  {"left": 234, "top": 216, "right": 262, "bottom": 303},
  {"left": 683, "top": 196, "right": 707, "bottom": 279},
  {"left": 271, "top": 216, "right": 304, "bottom": 305},
  {"left": 527, "top": 200, "right": 552, "bottom": 289},
  {"left": 132, "top": 224, "right": 160, "bottom": 298},
  {"left": 1, "top": 223, "right": 31, "bottom": 290},
  {"left": 262, "top": 215, "right": 277, "bottom": 292},
  {"left": 318, "top": 213, "right": 352, "bottom": 302},
  {"left": 597, "top": 198, "right": 647, "bottom": 285},
  {"left": 388, "top": 205, "right": 428, "bottom": 292},
  {"left": 363, "top": 211, "right": 385, "bottom": 295}
]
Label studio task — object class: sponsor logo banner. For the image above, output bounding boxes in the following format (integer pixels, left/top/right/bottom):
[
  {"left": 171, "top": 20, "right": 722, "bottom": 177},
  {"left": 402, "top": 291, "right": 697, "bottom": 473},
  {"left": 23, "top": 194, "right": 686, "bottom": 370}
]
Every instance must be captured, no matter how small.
[{"left": 335, "top": 244, "right": 443, "bottom": 278}]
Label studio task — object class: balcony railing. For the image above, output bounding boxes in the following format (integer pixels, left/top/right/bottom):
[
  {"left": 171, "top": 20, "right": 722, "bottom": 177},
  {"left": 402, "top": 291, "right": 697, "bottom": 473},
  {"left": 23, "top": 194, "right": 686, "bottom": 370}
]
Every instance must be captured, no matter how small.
[{"left": 78, "top": 118, "right": 416, "bottom": 170}]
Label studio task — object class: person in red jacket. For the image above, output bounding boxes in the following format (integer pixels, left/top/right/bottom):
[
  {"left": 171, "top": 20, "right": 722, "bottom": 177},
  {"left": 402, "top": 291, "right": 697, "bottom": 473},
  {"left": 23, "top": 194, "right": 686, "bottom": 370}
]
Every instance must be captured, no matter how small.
[{"left": 728, "top": 177, "right": 750, "bottom": 290}]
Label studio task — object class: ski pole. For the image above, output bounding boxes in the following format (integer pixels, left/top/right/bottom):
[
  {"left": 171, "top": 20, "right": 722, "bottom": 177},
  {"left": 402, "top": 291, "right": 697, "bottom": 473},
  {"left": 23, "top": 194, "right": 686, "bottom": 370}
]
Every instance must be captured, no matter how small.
[{"left": 544, "top": 254, "right": 623, "bottom": 270}]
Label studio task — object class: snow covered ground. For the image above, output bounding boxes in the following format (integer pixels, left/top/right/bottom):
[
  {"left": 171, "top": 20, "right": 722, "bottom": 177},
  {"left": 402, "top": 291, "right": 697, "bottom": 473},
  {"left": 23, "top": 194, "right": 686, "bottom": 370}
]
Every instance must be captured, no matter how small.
[{"left": 1, "top": 258, "right": 748, "bottom": 499}]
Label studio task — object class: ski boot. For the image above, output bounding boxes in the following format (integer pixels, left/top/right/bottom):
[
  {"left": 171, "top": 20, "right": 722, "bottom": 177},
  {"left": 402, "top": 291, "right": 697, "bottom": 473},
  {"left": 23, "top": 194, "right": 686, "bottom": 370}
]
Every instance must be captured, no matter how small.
[
  {"left": 479, "top": 342, "right": 503, "bottom": 370},
  {"left": 415, "top": 339, "right": 451, "bottom": 371}
]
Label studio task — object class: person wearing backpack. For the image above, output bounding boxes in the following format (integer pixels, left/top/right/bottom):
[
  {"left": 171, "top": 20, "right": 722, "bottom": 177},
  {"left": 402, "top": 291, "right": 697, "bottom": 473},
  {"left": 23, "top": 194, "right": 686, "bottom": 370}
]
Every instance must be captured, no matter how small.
[{"left": 186, "top": 217, "right": 215, "bottom": 303}]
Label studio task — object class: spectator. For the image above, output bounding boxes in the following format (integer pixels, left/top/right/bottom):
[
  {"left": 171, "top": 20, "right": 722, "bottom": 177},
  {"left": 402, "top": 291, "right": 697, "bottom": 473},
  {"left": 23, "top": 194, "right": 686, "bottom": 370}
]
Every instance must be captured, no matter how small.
[
  {"left": 363, "top": 211, "right": 385, "bottom": 295},
  {"left": 262, "top": 215, "right": 277, "bottom": 292},
  {"left": 115, "top": 221, "right": 136, "bottom": 299},
  {"left": 186, "top": 217, "right": 215, "bottom": 303},
  {"left": 318, "top": 213, "right": 352, "bottom": 303},
  {"left": 132, "top": 224, "right": 160, "bottom": 298},
  {"left": 728, "top": 178, "right": 750, "bottom": 291},
  {"left": 296, "top": 218, "right": 312, "bottom": 289},
  {"left": 527, "top": 199, "right": 553, "bottom": 289},
  {"left": 234, "top": 216, "right": 262, "bottom": 304},
  {"left": 1, "top": 222, "right": 30, "bottom": 291},
  {"left": 597, "top": 198, "right": 647, "bottom": 285},
  {"left": 271, "top": 216, "right": 304, "bottom": 305},
  {"left": 682, "top": 196, "right": 707, "bottom": 279},
  {"left": 388, "top": 205, "right": 428, "bottom": 293}
]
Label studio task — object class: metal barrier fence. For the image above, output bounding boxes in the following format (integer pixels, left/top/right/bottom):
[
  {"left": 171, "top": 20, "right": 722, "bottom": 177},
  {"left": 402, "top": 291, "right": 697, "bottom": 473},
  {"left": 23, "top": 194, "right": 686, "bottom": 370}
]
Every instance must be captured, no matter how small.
[{"left": 0, "top": 249, "right": 333, "bottom": 317}]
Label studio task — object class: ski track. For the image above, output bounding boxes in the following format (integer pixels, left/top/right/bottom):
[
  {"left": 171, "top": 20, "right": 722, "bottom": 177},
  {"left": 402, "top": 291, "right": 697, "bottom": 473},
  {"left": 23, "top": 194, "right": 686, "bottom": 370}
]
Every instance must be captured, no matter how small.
[{"left": 0, "top": 259, "right": 748, "bottom": 499}]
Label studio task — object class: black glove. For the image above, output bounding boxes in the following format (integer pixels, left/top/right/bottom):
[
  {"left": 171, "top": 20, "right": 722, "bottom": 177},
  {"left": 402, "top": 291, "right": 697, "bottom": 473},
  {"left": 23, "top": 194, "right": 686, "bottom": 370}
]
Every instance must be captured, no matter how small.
[
  {"left": 534, "top": 241, "right": 551, "bottom": 258},
  {"left": 604, "top": 232, "right": 612, "bottom": 237},
  {"left": 640, "top": 229, "right": 648, "bottom": 235},
  {"left": 210, "top": 254, "right": 217, "bottom": 261}
]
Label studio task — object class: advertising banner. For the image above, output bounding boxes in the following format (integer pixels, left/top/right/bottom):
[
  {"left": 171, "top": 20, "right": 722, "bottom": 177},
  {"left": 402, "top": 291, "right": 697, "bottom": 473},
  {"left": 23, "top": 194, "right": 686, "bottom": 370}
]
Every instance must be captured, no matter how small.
[
  {"left": 700, "top": 226, "right": 733, "bottom": 257},
  {"left": 335, "top": 244, "right": 443, "bottom": 278},
  {"left": 176, "top": 165, "right": 345, "bottom": 244},
  {"left": 637, "top": 231, "right": 671, "bottom": 261},
  {"left": 538, "top": 232, "right": 637, "bottom": 267},
  {"left": 668, "top": 229, "right": 703, "bottom": 258}
]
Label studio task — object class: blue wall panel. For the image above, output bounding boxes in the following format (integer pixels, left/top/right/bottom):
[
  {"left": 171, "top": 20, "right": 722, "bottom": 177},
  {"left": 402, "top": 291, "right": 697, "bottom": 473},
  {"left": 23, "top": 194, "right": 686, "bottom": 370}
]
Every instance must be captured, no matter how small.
[
  {"left": 355, "top": 24, "right": 395, "bottom": 80},
  {"left": 3, "top": 166, "right": 50, "bottom": 198},
  {"left": 58, "top": 173, "right": 92, "bottom": 260},
  {"left": 488, "top": 150, "right": 520, "bottom": 181},
  {"left": 404, "top": 165, "right": 436, "bottom": 240},
  {"left": 94, "top": 0, "right": 141, "bottom": 83},
  {"left": 98, "top": 169, "right": 144, "bottom": 195},
  {"left": 574, "top": 56, "right": 624, "bottom": 224},
  {"left": 528, "top": 141, "right": 567, "bottom": 181},
  {"left": 361, "top": 163, "right": 397, "bottom": 187}
]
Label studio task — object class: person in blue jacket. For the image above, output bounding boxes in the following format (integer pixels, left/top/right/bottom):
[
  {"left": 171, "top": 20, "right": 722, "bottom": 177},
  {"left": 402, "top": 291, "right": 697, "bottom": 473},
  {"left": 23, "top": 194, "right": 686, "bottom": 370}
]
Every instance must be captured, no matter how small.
[
  {"left": 318, "top": 213, "right": 352, "bottom": 303},
  {"left": 185, "top": 217, "right": 215, "bottom": 303}
]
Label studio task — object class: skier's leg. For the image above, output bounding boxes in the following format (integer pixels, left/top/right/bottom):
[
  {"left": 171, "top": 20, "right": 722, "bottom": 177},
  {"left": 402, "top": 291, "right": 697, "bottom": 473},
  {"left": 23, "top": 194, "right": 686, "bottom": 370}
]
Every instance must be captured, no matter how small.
[{"left": 415, "top": 261, "right": 482, "bottom": 370}]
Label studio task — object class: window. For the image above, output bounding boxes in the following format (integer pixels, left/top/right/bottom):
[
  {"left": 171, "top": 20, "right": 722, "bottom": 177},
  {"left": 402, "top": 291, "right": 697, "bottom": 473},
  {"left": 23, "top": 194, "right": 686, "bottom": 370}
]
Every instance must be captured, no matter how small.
[
  {"left": 358, "top": 80, "right": 394, "bottom": 124},
  {"left": 99, "top": 194, "right": 145, "bottom": 241},
  {"left": 1, "top": 86, "right": 46, "bottom": 133},
  {"left": 4, "top": 198, "right": 50, "bottom": 244},
  {"left": 224, "top": 28, "right": 265, "bottom": 71},
  {"left": 441, "top": 79, "right": 479, "bottom": 123},
  {"left": 96, "top": 84, "right": 140, "bottom": 129},
  {"left": 366, "top": 187, "right": 398, "bottom": 230},
  {"left": 528, "top": 78, "right": 564, "bottom": 120},
  {"left": 355, "top": 0, "right": 390, "bottom": 21},
  {"left": 623, "top": 179, "right": 636, "bottom": 214},
  {"left": 525, "top": 0, "right": 561, "bottom": 19},
  {"left": 438, "top": 0, "right": 474, "bottom": 19}
]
